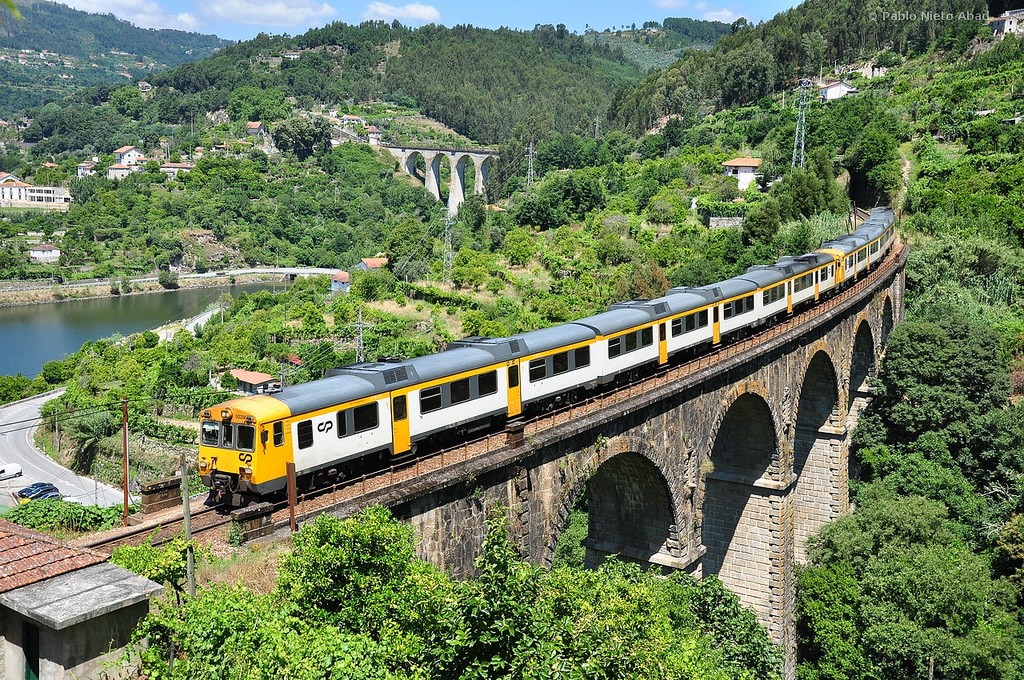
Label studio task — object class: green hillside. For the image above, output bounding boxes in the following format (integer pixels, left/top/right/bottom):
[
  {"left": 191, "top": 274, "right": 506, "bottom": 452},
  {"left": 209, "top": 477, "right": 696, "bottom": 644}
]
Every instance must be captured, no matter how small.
[{"left": 0, "top": 1, "right": 229, "bottom": 116}]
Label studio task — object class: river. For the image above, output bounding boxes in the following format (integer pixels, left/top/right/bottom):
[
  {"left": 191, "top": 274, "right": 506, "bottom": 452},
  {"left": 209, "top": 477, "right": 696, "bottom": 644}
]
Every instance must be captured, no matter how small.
[{"left": 0, "top": 283, "right": 287, "bottom": 377}]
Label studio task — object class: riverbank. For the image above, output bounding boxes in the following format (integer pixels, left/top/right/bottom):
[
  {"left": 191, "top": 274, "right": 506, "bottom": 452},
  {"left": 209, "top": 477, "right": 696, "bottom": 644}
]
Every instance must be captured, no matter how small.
[{"left": 0, "top": 272, "right": 284, "bottom": 308}]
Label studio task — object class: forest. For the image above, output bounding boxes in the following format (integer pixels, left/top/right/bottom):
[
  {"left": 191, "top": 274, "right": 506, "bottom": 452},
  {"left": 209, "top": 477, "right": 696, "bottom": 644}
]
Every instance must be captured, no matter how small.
[{"left": 2, "top": 0, "right": 1024, "bottom": 677}]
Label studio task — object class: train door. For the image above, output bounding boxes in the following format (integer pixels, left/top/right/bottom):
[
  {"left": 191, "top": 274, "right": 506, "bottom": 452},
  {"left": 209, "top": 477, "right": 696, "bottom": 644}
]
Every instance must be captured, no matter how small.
[
  {"left": 712, "top": 306, "right": 721, "bottom": 344},
  {"left": 658, "top": 323, "right": 668, "bottom": 364},
  {"left": 507, "top": 363, "right": 522, "bottom": 417},
  {"left": 813, "top": 269, "right": 820, "bottom": 301},
  {"left": 391, "top": 392, "right": 411, "bottom": 455},
  {"left": 787, "top": 281, "right": 793, "bottom": 314}
]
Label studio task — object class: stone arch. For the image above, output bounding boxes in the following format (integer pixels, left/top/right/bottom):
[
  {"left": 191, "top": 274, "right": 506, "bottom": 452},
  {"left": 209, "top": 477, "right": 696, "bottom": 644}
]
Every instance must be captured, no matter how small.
[
  {"left": 475, "top": 155, "right": 493, "bottom": 195},
  {"left": 447, "top": 153, "right": 472, "bottom": 216},
  {"left": 849, "top": 320, "right": 875, "bottom": 403},
  {"left": 792, "top": 350, "right": 841, "bottom": 562},
  {"left": 881, "top": 295, "right": 894, "bottom": 348},
  {"left": 700, "top": 391, "right": 779, "bottom": 619},
  {"left": 403, "top": 150, "right": 425, "bottom": 183},
  {"left": 549, "top": 435, "right": 683, "bottom": 571}
]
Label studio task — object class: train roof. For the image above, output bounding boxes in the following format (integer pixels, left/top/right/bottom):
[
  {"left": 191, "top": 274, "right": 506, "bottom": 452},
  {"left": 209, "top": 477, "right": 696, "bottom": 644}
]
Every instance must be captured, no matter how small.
[
  {"left": 326, "top": 345, "right": 499, "bottom": 390},
  {"left": 274, "top": 373, "right": 381, "bottom": 413},
  {"left": 645, "top": 292, "right": 708, "bottom": 315},
  {"left": 450, "top": 324, "right": 596, "bottom": 358},
  {"left": 572, "top": 307, "right": 654, "bottom": 335},
  {"left": 672, "top": 277, "right": 756, "bottom": 302},
  {"left": 608, "top": 298, "right": 674, "bottom": 320},
  {"left": 819, "top": 239, "right": 859, "bottom": 255},
  {"left": 739, "top": 265, "right": 787, "bottom": 288}
]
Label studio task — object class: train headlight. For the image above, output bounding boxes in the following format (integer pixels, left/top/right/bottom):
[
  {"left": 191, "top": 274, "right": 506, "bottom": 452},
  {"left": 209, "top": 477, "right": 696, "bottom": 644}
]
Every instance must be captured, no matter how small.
[
  {"left": 220, "top": 407, "right": 233, "bottom": 421},
  {"left": 198, "top": 459, "right": 208, "bottom": 471},
  {"left": 239, "top": 467, "right": 253, "bottom": 480}
]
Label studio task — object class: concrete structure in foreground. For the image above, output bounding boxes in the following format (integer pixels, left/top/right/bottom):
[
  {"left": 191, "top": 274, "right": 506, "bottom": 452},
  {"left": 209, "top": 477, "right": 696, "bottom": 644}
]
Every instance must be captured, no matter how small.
[
  {"left": 327, "top": 245, "right": 905, "bottom": 679},
  {"left": 0, "top": 519, "right": 162, "bottom": 679},
  {"left": 381, "top": 145, "right": 498, "bottom": 215}
]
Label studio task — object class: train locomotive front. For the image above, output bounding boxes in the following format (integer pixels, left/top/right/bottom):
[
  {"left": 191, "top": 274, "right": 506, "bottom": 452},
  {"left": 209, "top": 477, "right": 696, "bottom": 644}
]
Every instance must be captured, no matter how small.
[{"left": 199, "top": 396, "right": 290, "bottom": 506}]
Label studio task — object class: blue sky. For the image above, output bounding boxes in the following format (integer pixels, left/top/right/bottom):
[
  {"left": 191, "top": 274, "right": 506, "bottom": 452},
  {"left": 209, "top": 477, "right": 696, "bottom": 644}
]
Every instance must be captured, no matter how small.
[{"left": 52, "top": 0, "right": 802, "bottom": 42}]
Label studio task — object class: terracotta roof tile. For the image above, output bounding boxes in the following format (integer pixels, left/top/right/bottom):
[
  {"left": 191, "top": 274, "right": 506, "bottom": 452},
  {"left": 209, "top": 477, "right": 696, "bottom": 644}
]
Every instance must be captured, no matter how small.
[
  {"left": 0, "top": 519, "right": 106, "bottom": 593},
  {"left": 229, "top": 369, "right": 276, "bottom": 384}
]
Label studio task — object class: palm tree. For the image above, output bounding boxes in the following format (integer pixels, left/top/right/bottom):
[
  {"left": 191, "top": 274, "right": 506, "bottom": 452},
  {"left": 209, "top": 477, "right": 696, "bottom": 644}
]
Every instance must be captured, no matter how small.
[{"left": 2, "top": 0, "right": 20, "bottom": 19}]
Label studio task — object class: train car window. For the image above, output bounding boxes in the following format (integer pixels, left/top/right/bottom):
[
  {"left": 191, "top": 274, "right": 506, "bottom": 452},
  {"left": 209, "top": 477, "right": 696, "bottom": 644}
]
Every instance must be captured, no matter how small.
[
  {"left": 223, "top": 424, "right": 234, "bottom": 446},
  {"left": 354, "top": 404, "right": 379, "bottom": 433},
  {"left": 713, "top": 307, "right": 720, "bottom": 323},
  {"left": 699, "top": 310, "right": 708, "bottom": 327},
  {"left": 508, "top": 365, "right": 520, "bottom": 388},
  {"left": 609, "top": 337, "right": 622, "bottom": 358},
  {"left": 575, "top": 346, "right": 590, "bottom": 367},
  {"left": 641, "top": 327, "right": 653, "bottom": 346},
  {"left": 742, "top": 296, "right": 754, "bottom": 313},
  {"left": 625, "top": 332, "right": 639, "bottom": 352},
  {"left": 659, "top": 324, "right": 666, "bottom": 341},
  {"left": 201, "top": 422, "right": 220, "bottom": 446},
  {"left": 393, "top": 395, "right": 407, "bottom": 421},
  {"left": 722, "top": 301, "right": 733, "bottom": 319},
  {"left": 297, "top": 420, "right": 314, "bottom": 449},
  {"left": 273, "top": 422, "right": 284, "bottom": 447},
  {"left": 336, "top": 411, "right": 349, "bottom": 437},
  {"left": 420, "top": 386, "right": 442, "bottom": 413},
  {"left": 858, "top": 249, "right": 867, "bottom": 262},
  {"left": 451, "top": 378, "right": 471, "bottom": 405},
  {"left": 238, "top": 426, "right": 256, "bottom": 451},
  {"left": 529, "top": 358, "right": 547, "bottom": 382},
  {"left": 552, "top": 352, "right": 569, "bottom": 375},
  {"left": 479, "top": 371, "right": 497, "bottom": 396},
  {"left": 671, "top": 318, "right": 683, "bottom": 336}
]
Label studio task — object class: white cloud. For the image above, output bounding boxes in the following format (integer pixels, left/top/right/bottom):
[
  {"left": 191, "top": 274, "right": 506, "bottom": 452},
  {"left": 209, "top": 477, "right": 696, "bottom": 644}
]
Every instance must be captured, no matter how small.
[
  {"left": 60, "top": 0, "right": 198, "bottom": 30},
  {"left": 362, "top": 2, "right": 440, "bottom": 23},
  {"left": 702, "top": 8, "right": 739, "bottom": 22},
  {"left": 652, "top": 0, "right": 688, "bottom": 8},
  {"left": 203, "top": 0, "right": 335, "bottom": 26}
]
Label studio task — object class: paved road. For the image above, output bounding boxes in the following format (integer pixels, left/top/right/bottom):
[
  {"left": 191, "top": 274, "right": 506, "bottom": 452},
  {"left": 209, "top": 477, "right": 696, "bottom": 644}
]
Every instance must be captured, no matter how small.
[{"left": 0, "top": 390, "right": 125, "bottom": 507}]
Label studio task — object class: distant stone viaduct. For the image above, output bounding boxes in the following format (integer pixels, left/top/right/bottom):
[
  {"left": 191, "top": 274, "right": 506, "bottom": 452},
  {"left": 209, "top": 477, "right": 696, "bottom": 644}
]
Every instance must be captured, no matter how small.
[{"left": 382, "top": 145, "right": 498, "bottom": 215}]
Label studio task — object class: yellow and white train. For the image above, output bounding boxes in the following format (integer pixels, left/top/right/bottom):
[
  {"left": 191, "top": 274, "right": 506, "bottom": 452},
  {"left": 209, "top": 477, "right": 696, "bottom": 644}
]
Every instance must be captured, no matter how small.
[{"left": 200, "top": 207, "right": 896, "bottom": 506}]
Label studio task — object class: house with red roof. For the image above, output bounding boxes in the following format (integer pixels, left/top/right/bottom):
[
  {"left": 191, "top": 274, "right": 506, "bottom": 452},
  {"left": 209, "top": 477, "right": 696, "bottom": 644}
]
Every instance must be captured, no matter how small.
[
  {"left": 229, "top": 368, "right": 280, "bottom": 394},
  {"left": 113, "top": 145, "right": 145, "bottom": 166},
  {"left": 722, "top": 157, "right": 763, "bottom": 191}
]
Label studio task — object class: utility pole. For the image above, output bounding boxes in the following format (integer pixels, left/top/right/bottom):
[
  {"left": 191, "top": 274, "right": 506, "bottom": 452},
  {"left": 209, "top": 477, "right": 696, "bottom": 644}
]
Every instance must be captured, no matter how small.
[
  {"left": 791, "top": 78, "right": 810, "bottom": 169},
  {"left": 526, "top": 141, "right": 535, "bottom": 187},
  {"left": 121, "top": 397, "right": 129, "bottom": 527},
  {"left": 594, "top": 115, "right": 600, "bottom": 139},
  {"left": 443, "top": 215, "right": 454, "bottom": 287},
  {"left": 180, "top": 450, "right": 195, "bottom": 597}
]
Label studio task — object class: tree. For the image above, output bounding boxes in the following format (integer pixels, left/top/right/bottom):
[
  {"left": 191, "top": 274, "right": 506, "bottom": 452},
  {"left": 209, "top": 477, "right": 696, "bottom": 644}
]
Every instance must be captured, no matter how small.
[{"left": 271, "top": 116, "right": 332, "bottom": 161}]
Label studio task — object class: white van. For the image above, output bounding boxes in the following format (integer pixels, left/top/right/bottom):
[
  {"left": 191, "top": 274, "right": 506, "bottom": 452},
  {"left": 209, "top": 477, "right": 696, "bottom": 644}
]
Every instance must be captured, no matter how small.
[{"left": 0, "top": 463, "right": 23, "bottom": 481}]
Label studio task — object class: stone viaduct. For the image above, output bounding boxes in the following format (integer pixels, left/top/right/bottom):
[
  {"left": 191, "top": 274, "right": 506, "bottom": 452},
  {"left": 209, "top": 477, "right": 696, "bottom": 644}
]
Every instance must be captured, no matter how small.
[
  {"left": 381, "top": 145, "right": 498, "bottom": 215},
  {"left": 315, "top": 244, "right": 906, "bottom": 678}
]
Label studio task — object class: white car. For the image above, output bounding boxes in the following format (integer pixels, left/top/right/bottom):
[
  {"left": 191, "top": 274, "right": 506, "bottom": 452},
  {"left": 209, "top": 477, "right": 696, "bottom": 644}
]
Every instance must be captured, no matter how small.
[{"left": 0, "top": 463, "right": 23, "bottom": 481}]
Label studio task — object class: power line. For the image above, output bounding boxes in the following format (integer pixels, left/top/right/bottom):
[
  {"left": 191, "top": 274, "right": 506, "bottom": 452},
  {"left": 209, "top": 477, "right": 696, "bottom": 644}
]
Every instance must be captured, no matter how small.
[{"left": 792, "top": 78, "right": 810, "bottom": 169}]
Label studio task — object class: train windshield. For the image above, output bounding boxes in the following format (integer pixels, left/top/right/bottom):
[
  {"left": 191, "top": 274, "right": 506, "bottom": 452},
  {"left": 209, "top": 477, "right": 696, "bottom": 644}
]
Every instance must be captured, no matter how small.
[{"left": 201, "top": 421, "right": 256, "bottom": 452}]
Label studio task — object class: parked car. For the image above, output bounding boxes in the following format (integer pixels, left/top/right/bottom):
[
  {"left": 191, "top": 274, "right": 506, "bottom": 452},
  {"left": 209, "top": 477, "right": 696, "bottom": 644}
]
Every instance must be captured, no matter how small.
[
  {"left": 32, "top": 489, "right": 62, "bottom": 501},
  {"left": 16, "top": 482, "right": 58, "bottom": 500},
  {"left": 0, "top": 463, "right": 22, "bottom": 481}
]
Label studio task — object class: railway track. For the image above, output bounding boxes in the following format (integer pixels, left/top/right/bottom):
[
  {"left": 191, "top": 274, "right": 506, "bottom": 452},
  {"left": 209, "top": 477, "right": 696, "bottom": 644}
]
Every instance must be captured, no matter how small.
[{"left": 76, "top": 241, "right": 906, "bottom": 551}]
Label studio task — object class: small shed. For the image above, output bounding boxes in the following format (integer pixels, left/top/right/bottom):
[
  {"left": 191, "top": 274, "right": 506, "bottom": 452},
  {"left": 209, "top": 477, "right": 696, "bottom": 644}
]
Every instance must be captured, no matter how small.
[
  {"left": 331, "top": 270, "right": 351, "bottom": 293},
  {"left": 229, "top": 368, "right": 280, "bottom": 394},
  {"left": 355, "top": 257, "right": 388, "bottom": 271},
  {"left": 0, "top": 520, "right": 163, "bottom": 680},
  {"left": 29, "top": 244, "right": 60, "bottom": 264},
  {"left": 819, "top": 80, "right": 857, "bottom": 102}
]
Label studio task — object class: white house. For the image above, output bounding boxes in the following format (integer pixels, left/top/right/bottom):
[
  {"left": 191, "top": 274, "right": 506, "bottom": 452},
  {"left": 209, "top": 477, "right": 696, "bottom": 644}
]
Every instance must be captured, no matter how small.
[
  {"left": 990, "top": 10, "right": 1024, "bottom": 38},
  {"left": 365, "top": 125, "right": 382, "bottom": 146},
  {"left": 29, "top": 243, "right": 60, "bottom": 263},
  {"left": 283, "top": 51, "right": 302, "bottom": 60},
  {"left": 819, "top": 81, "right": 857, "bottom": 102},
  {"left": 722, "top": 157, "right": 762, "bottom": 191},
  {"left": 0, "top": 174, "right": 71, "bottom": 209},
  {"left": 106, "top": 163, "right": 140, "bottom": 180},
  {"left": 76, "top": 160, "right": 96, "bottom": 178},
  {"left": 339, "top": 114, "right": 367, "bottom": 126},
  {"left": 246, "top": 121, "right": 266, "bottom": 137},
  {"left": 159, "top": 162, "right": 194, "bottom": 178},
  {"left": 331, "top": 270, "right": 351, "bottom": 293},
  {"left": 113, "top": 145, "right": 145, "bottom": 166}
]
